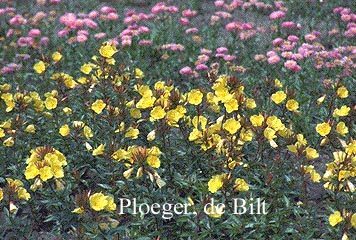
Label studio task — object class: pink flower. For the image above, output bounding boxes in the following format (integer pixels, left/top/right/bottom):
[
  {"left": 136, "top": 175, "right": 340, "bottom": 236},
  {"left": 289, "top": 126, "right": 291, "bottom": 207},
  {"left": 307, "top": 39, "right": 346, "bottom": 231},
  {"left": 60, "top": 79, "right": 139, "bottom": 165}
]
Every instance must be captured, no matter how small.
[
  {"left": 108, "top": 12, "right": 119, "bottom": 21},
  {"left": 100, "top": 6, "right": 116, "bottom": 14},
  {"left": 168, "top": 6, "right": 179, "bottom": 13},
  {"left": 57, "top": 29, "right": 69, "bottom": 37},
  {"left": 76, "top": 34, "right": 88, "bottom": 43},
  {"left": 179, "top": 66, "right": 192, "bottom": 75},
  {"left": 223, "top": 55, "right": 237, "bottom": 61},
  {"left": 6, "top": 28, "right": 14, "bottom": 38},
  {"left": 40, "top": 37, "right": 50, "bottom": 46},
  {"left": 216, "top": 47, "right": 228, "bottom": 54},
  {"left": 266, "top": 51, "right": 277, "bottom": 57},
  {"left": 341, "top": 14, "right": 351, "bottom": 22},
  {"left": 269, "top": 10, "right": 285, "bottom": 20},
  {"left": 17, "top": 37, "right": 33, "bottom": 47},
  {"left": 284, "top": 60, "right": 301, "bottom": 72},
  {"left": 200, "top": 48, "right": 212, "bottom": 55},
  {"left": 254, "top": 54, "right": 266, "bottom": 61},
  {"left": 185, "top": 28, "right": 199, "bottom": 34},
  {"left": 287, "top": 35, "right": 299, "bottom": 42},
  {"left": 9, "top": 14, "right": 27, "bottom": 25},
  {"left": 138, "top": 26, "right": 150, "bottom": 34},
  {"left": 84, "top": 18, "right": 98, "bottom": 29},
  {"left": 50, "top": 0, "right": 60, "bottom": 3},
  {"left": 304, "top": 34, "right": 317, "bottom": 41},
  {"left": 214, "top": 0, "right": 224, "bottom": 7},
  {"left": 88, "top": 11, "right": 99, "bottom": 18},
  {"left": 179, "top": 17, "right": 190, "bottom": 26},
  {"left": 225, "top": 22, "right": 237, "bottom": 31},
  {"left": 151, "top": 2, "right": 166, "bottom": 14},
  {"left": 333, "top": 7, "right": 344, "bottom": 14},
  {"left": 94, "top": 33, "right": 106, "bottom": 39},
  {"left": 108, "top": 38, "right": 119, "bottom": 46},
  {"left": 272, "top": 38, "right": 283, "bottom": 46},
  {"left": 274, "top": 1, "right": 284, "bottom": 9},
  {"left": 122, "top": 36, "right": 132, "bottom": 47},
  {"left": 196, "top": 64, "right": 208, "bottom": 71},
  {"left": 138, "top": 40, "right": 153, "bottom": 46},
  {"left": 197, "top": 54, "right": 209, "bottom": 63},
  {"left": 281, "top": 21, "right": 296, "bottom": 28},
  {"left": 215, "top": 11, "right": 231, "bottom": 19},
  {"left": 28, "top": 29, "right": 41, "bottom": 37},
  {"left": 182, "top": 9, "right": 197, "bottom": 17},
  {"left": 77, "top": 30, "right": 89, "bottom": 36}
]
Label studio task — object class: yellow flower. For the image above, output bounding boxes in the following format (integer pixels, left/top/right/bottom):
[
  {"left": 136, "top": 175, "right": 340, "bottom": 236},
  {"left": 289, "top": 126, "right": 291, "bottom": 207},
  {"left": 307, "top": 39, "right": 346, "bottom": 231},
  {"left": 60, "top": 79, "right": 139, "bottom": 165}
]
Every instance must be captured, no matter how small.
[
  {"left": 52, "top": 51, "right": 62, "bottom": 62},
  {"left": 136, "top": 96, "right": 156, "bottom": 109},
  {"left": 223, "top": 118, "right": 241, "bottom": 134},
  {"left": 333, "top": 105, "right": 350, "bottom": 117},
  {"left": 245, "top": 98, "right": 256, "bottom": 109},
  {"left": 33, "top": 61, "right": 46, "bottom": 74},
  {"left": 264, "top": 127, "right": 276, "bottom": 140},
  {"left": 25, "top": 163, "right": 40, "bottom": 180},
  {"left": 25, "top": 124, "right": 36, "bottom": 133},
  {"left": 92, "top": 144, "right": 105, "bottom": 156},
  {"left": 59, "top": 124, "right": 70, "bottom": 136},
  {"left": 208, "top": 174, "right": 226, "bottom": 193},
  {"left": 72, "top": 207, "right": 85, "bottom": 214},
  {"left": 39, "top": 166, "right": 54, "bottom": 181},
  {"left": 9, "top": 202, "right": 18, "bottom": 213},
  {"left": 147, "top": 155, "right": 160, "bottom": 168},
  {"left": 135, "top": 68, "right": 144, "bottom": 79},
  {"left": 286, "top": 99, "right": 299, "bottom": 112},
  {"left": 99, "top": 42, "right": 118, "bottom": 58},
  {"left": 233, "top": 178, "right": 249, "bottom": 192},
  {"left": 351, "top": 213, "right": 356, "bottom": 229},
  {"left": 111, "top": 149, "right": 129, "bottom": 161},
  {"left": 271, "top": 91, "right": 286, "bottom": 104},
  {"left": 224, "top": 98, "right": 238, "bottom": 113},
  {"left": 274, "top": 78, "right": 283, "bottom": 87},
  {"left": 91, "top": 99, "right": 106, "bottom": 114},
  {"left": 206, "top": 205, "right": 225, "bottom": 218},
  {"left": 317, "top": 95, "right": 326, "bottom": 105},
  {"left": 315, "top": 122, "right": 331, "bottom": 137},
  {"left": 123, "top": 168, "right": 134, "bottom": 179},
  {"left": 250, "top": 114, "right": 264, "bottom": 127},
  {"left": 83, "top": 126, "right": 93, "bottom": 139},
  {"left": 130, "top": 108, "right": 141, "bottom": 119},
  {"left": 17, "top": 187, "right": 30, "bottom": 200},
  {"left": 104, "top": 196, "right": 117, "bottom": 211},
  {"left": 80, "top": 63, "right": 94, "bottom": 74},
  {"left": 305, "top": 147, "right": 319, "bottom": 160},
  {"left": 3, "top": 137, "right": 14, "bottom": 147},
  {"left": 188, "top": 128, "right": 202, "bottom": 141},
  {"left": 336, "top": 122, "right": 348, "bottom": 136},
  {"left": 45, "top": 96, "right": 57, "bottom": 110},
  {"left": 337, "top": 86, "right": 348, "bottom": 98},
  {"left": 89, "top": 193, "right": 108, "bottom": 211},
  {"left": 124, "top": 127, "right": 139, "bottom": 139},
  {"left": 150, "top": 106, "right": 166, "bottom": 121},
  {"left": 187, "top": 89, "right": 203, "bottom": 105},
  {"left": 0, "top": 188, "right": 3, "bottom": 201},
  {"left": 147, "top": 130, "right": 156, "bottom": 141},
  {"left": 329, "top": 211, "right": 343, "bottom": 227}
]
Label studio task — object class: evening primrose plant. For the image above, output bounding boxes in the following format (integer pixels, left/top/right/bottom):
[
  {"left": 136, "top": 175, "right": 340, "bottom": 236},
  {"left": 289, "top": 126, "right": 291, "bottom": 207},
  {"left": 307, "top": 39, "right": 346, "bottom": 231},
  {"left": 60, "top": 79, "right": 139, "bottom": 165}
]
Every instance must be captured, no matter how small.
[{"left": 0, "top": 0, "right": 355, "bottom": 239}]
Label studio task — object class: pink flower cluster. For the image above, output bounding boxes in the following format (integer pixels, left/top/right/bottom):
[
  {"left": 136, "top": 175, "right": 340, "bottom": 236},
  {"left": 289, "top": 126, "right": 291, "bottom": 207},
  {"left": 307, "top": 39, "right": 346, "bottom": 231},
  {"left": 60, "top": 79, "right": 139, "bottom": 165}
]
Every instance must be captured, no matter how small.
[
  {"left": 158, "top": 44, "right": 185, "bottom": 52},
  {"left": 151, "top": 2, "right": 179, "bottom": 14},
  {"left": 333, "top": 7, "right": 356, "bottom": 37}
]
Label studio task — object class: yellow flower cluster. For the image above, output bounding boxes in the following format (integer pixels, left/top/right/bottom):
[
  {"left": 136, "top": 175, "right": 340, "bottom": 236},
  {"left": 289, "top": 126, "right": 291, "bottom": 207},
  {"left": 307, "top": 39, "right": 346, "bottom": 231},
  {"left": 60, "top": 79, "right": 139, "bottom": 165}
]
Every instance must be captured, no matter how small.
[
  {"left": 24, "top": 146, "right": 67, "bottom": 187},
  {"left": 72, "top": 192, "right": 116, "bottom": 214},
  {"left": 112, "top": 146, "right": 162, "bottom": 179},
  {"left": 323, "top": 141, "right": 356, "bottom": 193}
]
